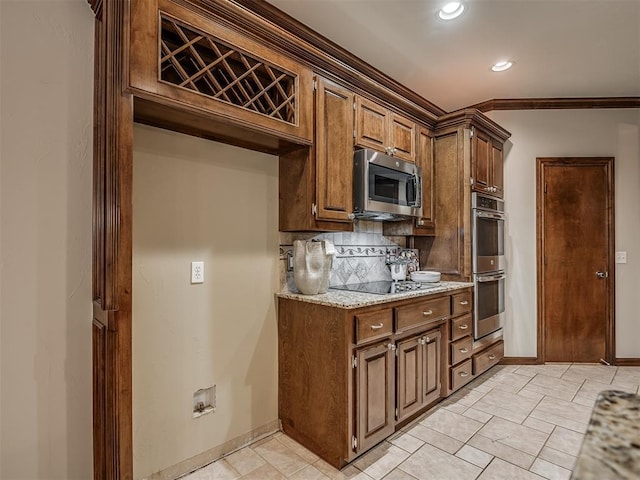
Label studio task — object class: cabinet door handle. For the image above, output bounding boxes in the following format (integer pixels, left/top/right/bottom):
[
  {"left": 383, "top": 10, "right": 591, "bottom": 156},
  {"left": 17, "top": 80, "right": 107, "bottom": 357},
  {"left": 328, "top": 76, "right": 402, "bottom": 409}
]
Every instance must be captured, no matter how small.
[
  {"left": 417, "top": 219, "right": 425, "bottom": 226},
  {"left": 387, "top": 343, "right": 396, "bottom": 351},
  {"left": 423, "top": 310, "right": 433, "bottom": 316},
  {"left": 460, "top": 300, "right": 469, "bottom": 305},
  {"left": 488, "top": 354, "right": 496, "bottom": 360},
  {"left": 425, "top": 337, "right": 430, "bottom": 343},
  {"left": 459, "top": 348, "right": 469, "bottom": 354},
  {"left": 392, "top": 147, "right": 397, "bottom": 155},
  {"left": 370, "top": 323, "right": 384, "bottom": 330},
  {"left": 459, "top": 371, "right": 469, "bottom": 377},
  {"left": 458, "top": 324, "right": 469, "bottom": 330}
]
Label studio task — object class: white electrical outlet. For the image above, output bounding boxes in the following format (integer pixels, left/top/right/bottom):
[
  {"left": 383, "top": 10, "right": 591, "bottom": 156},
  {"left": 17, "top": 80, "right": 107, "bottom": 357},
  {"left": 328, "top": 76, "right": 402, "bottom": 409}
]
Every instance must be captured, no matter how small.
[
  {"left": 191, "top": 261, "right": 204, "bottom": 283},
  {"left": 615, "top": 251, "right": 627, "bottom": 264}
]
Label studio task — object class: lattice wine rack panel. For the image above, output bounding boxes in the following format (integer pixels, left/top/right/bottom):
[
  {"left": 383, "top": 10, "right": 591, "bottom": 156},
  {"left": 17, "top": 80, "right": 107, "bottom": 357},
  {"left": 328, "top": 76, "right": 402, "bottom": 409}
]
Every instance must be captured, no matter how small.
[{"left": 160, "top": 16, "right": 297, "bottom": 125}]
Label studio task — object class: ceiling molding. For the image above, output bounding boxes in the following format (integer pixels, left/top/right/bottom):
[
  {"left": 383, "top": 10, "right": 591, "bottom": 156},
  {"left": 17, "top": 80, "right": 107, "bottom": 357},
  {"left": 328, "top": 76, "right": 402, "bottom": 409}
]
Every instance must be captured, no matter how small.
[
  {"left": 471, "top": 97, "right": 640, "bottom": 113},
  {"left": 436, "top": 109, "right": 511, "bottom": 142}
]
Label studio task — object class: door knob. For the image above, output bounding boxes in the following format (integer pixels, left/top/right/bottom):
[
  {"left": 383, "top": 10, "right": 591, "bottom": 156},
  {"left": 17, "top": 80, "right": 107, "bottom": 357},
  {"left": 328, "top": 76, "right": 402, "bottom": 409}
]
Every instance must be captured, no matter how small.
[{"left": 595, "top": 271, "right": 608, "bottom": 279}]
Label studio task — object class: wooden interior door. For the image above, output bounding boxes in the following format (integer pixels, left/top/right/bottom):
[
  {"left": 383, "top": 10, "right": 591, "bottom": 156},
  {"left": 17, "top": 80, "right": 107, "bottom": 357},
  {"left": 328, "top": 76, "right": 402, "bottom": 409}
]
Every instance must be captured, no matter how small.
[{"left": 537, "top": 158, "right": 614, "bottom": 363}]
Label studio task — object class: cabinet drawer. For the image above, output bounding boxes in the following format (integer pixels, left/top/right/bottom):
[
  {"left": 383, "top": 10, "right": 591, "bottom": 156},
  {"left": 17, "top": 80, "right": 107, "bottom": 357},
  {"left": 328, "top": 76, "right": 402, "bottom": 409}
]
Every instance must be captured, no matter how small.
[
  {"left": 451, "top": 314, "right": 472, "bottom": 342},
  {"left": 395, "top": 297, "right": 450, "bottom": 333},
  {"left": 450, "top": 359, "right": 473, "bottom": 391},
  {"left": 451, "top": 291, "right": 472, "bottom": 316},
  {"left": 355, "top": 310, "right": 393, "bottom": 345},
  {"left": 472, "top": 340, "right": 504, "bottom": 375},
  {"left": 450, "top": 336, "right": 473, "bottom": 366}
]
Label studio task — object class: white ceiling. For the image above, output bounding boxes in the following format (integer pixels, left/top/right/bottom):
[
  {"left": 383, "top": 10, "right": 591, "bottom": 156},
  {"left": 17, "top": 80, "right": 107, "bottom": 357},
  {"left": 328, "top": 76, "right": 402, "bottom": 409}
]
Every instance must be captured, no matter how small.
[{"left": 266, "top": 0, "right": 640, "bottom": 112}]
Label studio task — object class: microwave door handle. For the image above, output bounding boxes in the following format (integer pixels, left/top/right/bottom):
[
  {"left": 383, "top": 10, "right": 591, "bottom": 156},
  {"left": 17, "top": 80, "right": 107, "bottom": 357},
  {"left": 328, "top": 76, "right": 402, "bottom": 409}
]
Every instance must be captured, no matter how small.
[
  {"left": 476, "top": 211, "right": 505, "bottom": 220},
  {"left": 408, "top": 176, "right": 420, "bottom": 207},
  {"left": 477, "top": 273, "right": 507, "bottom": 282}
]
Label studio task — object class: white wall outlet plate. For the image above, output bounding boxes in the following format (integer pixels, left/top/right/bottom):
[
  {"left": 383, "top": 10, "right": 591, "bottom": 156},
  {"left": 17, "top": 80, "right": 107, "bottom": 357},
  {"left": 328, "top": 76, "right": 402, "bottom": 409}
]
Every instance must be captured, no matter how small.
[
  {"left": 615, "top": 251, "right": 627, "bottom": 264},
  {"left": 191, "top": 261, "right": 204, "bottom": 283}
]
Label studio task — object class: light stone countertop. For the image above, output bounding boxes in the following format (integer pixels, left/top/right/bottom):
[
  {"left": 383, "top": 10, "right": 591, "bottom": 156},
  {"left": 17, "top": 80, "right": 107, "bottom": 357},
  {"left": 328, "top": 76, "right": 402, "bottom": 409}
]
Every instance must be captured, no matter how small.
[
  {"left": 571, "top": 390, "right": 640, "bottom": 480},
  {"left": 276, "top": 281, "right": 473, "bottom": 309}
]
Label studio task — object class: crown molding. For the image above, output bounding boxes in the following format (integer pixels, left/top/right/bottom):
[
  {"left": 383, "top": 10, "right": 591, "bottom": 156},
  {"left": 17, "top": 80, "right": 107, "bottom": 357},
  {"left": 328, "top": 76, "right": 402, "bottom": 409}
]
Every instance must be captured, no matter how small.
[
  {"left": 222, "top": 0, "right": 446, "bottom": 124},
  {"left": 471, "top": 97, "right": 640, "bottom": 113},
  {"left": 435, "top": 108, "right": 511, "bottom": 142}
]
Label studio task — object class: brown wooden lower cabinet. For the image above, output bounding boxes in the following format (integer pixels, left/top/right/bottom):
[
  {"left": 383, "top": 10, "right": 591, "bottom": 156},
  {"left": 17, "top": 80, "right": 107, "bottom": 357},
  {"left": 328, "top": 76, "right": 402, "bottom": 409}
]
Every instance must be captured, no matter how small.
[
  {"left": 472, "top": 340, "right": 504, "bottom": 375},
  {"left": 356, "top": 341, "right": 395, "bottom": 453},
  {"left": 278, "top": 287, "right": 502, "bottom": 468},
  {"left": 396, "top": 328, "right": 442, "bottom": 423}
]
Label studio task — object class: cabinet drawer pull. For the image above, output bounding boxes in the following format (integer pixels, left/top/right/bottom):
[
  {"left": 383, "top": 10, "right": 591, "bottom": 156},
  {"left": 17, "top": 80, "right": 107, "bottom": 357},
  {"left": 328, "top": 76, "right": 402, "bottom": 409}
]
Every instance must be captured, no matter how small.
[
  {"left": 370, "top": 323, "right": 384, "bottom": 330},
  {"left": 488, "top": 354, "right": 496, "bottom": 360},
  {"left": 458, "top": 324, "right": 469, "bottom": 330},
  {"left": 459, "top": 348, "right": 469, "bottom": 354},
  {"left": 423, "top": 310, "right": 433, "bottom": 316},
  {"left": 459, "top": 300, "right": 469, "bottom": 305},
  {"left": 459, "top": 371, "right": 469, "bottom": 377},
  {"left": 417, "top": 219, "right": 425, "bottom": 226}
]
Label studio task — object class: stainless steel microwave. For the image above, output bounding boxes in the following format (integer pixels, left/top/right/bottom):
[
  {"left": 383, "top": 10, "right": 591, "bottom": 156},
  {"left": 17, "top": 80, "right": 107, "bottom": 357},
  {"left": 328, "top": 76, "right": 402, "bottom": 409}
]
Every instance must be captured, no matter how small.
[{"left": 353, "top": 149, "right": 422, "bottom": 221}]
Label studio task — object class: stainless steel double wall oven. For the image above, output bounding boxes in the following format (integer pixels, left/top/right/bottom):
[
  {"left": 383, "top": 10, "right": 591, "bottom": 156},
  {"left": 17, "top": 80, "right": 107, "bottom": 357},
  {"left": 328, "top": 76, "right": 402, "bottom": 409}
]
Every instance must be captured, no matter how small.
[{"left": 472, "top": 192, "right": 506, "bottom": 341}]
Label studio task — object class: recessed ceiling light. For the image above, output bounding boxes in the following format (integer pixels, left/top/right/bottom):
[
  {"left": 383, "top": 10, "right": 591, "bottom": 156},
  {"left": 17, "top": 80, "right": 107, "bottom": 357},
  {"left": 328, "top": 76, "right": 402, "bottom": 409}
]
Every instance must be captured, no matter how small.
[
  {"left": 438, "top": 2, "right": 465, "bottom": 20},
  {"left": 491, "top": 60, "right": 514, "bottom": 72}
]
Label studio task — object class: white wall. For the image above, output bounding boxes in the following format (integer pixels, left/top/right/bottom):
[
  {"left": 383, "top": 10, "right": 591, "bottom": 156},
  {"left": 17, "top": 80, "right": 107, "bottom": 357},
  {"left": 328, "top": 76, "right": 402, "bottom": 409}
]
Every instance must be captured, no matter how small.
[
  {"left": 487, "top": 109, "right": 640, "bottom": 358},
  {"left": 0, "top": 1, "right": 94, "bottom": 479},
  {"left": 132, "top": 125, "right": 280, "bottom": 478}
]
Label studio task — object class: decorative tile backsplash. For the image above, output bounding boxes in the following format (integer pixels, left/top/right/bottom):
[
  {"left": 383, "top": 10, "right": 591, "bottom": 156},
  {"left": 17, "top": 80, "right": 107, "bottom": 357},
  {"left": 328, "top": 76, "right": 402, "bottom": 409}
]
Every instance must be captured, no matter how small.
[{"left": 280, "top": 221, "right": 416, "bottom": 290}]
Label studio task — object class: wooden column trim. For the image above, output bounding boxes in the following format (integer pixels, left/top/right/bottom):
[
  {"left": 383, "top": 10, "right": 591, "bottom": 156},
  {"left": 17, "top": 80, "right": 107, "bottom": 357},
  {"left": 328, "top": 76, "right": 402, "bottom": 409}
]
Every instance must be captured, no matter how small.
[{"left": 90, "top": 0, "right": 134, "bottom": 478}]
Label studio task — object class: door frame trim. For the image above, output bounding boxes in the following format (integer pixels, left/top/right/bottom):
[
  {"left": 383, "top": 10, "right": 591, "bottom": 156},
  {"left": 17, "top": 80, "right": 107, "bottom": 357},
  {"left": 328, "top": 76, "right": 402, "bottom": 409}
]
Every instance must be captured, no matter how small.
[{"left": 536, "top": 157, "right": 615, "bottom": 364}]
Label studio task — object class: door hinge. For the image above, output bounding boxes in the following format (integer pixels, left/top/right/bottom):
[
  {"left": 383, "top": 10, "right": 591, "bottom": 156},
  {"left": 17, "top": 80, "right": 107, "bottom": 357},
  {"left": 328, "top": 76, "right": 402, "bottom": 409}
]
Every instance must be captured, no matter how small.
[
  {"left": 544, "top": 182, "right": 547, "bottom": 193},
  {"left": 470, "top": 177, "right": 474, "bottom": 186},
  {"left": 353, "top": 101, "right": 356, "bottom": 111},
  {"left": 313, "top": 79, "right": 317, "bottom": 91},
  {"left": 470, "top": 127, "right": 475, "bottom": 139},
  {"left": 352, "top": 436, "right": 358, "bottom": 451},
  {"left": 352, "top": 355, "right": 357, "bottom": 368},
  {"left": 395, "top": 407, "right": 398, "bottom": 419},
  {"left": 353, "top": 128, "right": 356, "bottom": 139},
  {"left": 312, "top": 203, "right": 318, "bottom": 216}
]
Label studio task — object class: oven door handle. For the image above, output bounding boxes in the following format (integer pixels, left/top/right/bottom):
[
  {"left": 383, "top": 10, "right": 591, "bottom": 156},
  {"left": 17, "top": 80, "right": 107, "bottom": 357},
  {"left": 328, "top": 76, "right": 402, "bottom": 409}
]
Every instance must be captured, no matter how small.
[
  {"left": 476, "top": 273, "right": 506, "bottom": 282},
  {"left": 475, "top": 211, "right": 506, "bottom": 221}
]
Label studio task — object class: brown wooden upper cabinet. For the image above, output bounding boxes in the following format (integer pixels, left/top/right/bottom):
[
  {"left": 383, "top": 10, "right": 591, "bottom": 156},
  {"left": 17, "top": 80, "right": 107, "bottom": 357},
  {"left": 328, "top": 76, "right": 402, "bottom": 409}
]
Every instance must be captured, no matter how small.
[
  {"left": 415, "top": 110, "right": 510, "bottom": 281},
  {"left": 128, "top": 0, "right": 313, "bottom": 144},
  {"left": 472, "top": 127, "right": 504, "bottom": 198},
  {"left": 415, "top": 127, "right": 435, "bottom": 230},
  {"left": 315, "top": 77, "right": 356, "bottom": 223},
  {"left": 355, "top": 96, "right": 416, "bottom": 162}
]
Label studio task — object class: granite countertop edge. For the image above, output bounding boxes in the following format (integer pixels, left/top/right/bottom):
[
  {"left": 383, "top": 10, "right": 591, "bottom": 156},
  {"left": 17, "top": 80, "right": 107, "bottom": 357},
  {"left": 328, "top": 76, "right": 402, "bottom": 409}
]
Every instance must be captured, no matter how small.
[
  {"left": 571, "top": 390, "right": 640, "bottom": 480},
  {"left": 276, "top": 281, "right": 473, "bottom": 309}
]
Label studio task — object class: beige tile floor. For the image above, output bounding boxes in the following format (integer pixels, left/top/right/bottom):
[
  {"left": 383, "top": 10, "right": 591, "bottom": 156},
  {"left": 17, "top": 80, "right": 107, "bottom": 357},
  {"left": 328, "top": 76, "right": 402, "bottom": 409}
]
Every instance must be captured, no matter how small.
[{"left": 182, "top": 364, "right": 640, "bottom": 480}]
